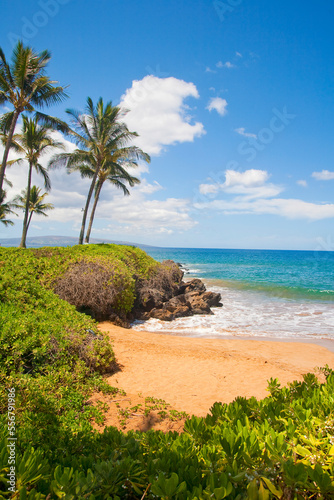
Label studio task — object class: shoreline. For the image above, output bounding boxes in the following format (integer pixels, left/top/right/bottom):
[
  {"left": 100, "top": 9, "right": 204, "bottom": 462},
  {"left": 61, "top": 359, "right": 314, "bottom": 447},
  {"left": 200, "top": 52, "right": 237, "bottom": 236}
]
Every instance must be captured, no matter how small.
[
  {"left": 99, "top": 322, "right": 334, "bottom": 418},
  {"left": 142, "top": 329, "right": 334, "bottom": 354},
  {"left": 220, "top": 334, "right": 334, "bottom": 354}
]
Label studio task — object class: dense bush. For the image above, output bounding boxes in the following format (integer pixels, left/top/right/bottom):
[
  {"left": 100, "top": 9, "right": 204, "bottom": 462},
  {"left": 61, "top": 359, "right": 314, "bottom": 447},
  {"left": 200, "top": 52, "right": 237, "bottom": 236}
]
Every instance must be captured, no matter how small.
[
  {"left": 143, "top": 259, "right": 184, "bottom": 298},
  {"left": 1, "top": 245, "right": 334, "bottom": 498},
  {"left": 1, "top": 370, "right": 334, "bottom": 498},
  {"left": 0, "top": 244, "right": 157, "bottom": 460}
]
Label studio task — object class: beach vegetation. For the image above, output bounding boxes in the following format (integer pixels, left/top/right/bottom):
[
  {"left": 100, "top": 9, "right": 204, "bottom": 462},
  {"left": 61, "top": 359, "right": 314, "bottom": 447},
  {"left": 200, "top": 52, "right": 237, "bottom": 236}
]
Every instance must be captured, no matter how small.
[
  {"left": 1, "top": 244, "right": 334, "bottom": 498},
  {"left": 13, "top": 185, "right": 54, "bottom": 240},
  {"left": 48, "top": 97, "right": 150, "bottom": 245},
  {"left": 7, "top": 115, "right": 62, "bottom": 247},
  {"left": 0, "top": 41, "right": 68, "bottom": 197},
  {"left": 83, "top": 158, "right": 142, "bottom": 244},
  {"left": 0, "top": 190, "right": 17, "bottom": 226}
]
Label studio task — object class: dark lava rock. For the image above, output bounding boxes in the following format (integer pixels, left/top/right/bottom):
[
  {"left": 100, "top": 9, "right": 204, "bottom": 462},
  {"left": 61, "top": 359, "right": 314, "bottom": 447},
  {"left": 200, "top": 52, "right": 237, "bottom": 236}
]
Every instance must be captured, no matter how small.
[
  {"left": 178, "top": 278, "right": 206, "bottom": 294},
  {"left": 149, "top": 308, "right": 175, "bottom": 321},
  {"left": 132, "top": 261, "right": 223, "bottom": 323},
  {"left": 137, "top": 289, "right": 166, "bottom": 312},
  {"left": 202, "top": 291, "right": 223, "bottom": 307}
]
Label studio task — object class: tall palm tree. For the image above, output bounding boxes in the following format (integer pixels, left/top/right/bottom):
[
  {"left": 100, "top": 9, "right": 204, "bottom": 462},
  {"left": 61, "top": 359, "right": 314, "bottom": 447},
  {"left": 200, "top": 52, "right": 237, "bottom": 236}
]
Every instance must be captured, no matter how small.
[
  {"left": 84, "top": 159, "right": 141, "bottom": 243},
  {"left": 7, "top": 115, "right": 63, "bottom": 248},
  {"left": 49, "top": 97, "right": 150, "bottom": 244},
  {"left": 13, "top": 185, "right": 54, "bottom": 235},
  {"left": 0, "top": 40, "right": 68, "bottom": 196},
  {"left": 0, "top": 190, "right": 17, "bottom": 227}
]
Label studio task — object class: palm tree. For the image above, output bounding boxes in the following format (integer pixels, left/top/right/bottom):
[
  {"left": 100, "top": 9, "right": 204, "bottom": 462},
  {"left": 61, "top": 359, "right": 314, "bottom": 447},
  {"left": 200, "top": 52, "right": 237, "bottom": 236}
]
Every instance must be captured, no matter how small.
[
  {"left": 13, "top": 185, "right": 54, "bottom": 235},
  {"left": 84, "top": 159, "right": 141, "bottom": 243},
  {"left": 49, "top": 97, "right": 150, "bottom": 244},
  {"left": 7, "top": 115, "right": 63, "bottom": 248},
  {"left": 0, "top": 40, "right": 68, "bottom": 196},
  {"left": 0, "top": 190, "right": 17, "bottom": 226}
]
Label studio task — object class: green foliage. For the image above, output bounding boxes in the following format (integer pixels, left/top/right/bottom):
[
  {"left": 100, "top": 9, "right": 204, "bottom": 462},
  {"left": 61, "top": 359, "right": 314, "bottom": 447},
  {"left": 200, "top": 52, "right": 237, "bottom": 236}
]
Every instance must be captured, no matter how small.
[
  {"left": 2, "top": 245, "right": 334, "bottom": 498},
  {"left": 1, "top": 370, "right": 334, "bottom": 498}
]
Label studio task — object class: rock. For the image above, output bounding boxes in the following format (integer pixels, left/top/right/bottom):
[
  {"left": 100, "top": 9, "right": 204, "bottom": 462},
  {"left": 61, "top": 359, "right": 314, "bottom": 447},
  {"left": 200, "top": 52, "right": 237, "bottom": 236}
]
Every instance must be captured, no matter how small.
[
  {"left": 173, "top": 305, "right": 192, "bottom": 318},
  {"left": 202, "top": 291, "right": 223, "bottom": 308},
  {"left": 186, "top": 294, "right": 212, "bottom": 314},
  {"left": 131, "top": 261, "right": 223, "bottom": 323},
  {"left": 164, "top": 296, "right": 192, "bottom": 317},
  {"left": 179, "top": 278, "right": 206, "bottom": 294},
  {"left": 137, "top": 289, "right": 166, "bottom": 311},
  {"left": 149, "top": 308, "right": 175, "bottom": 321}
]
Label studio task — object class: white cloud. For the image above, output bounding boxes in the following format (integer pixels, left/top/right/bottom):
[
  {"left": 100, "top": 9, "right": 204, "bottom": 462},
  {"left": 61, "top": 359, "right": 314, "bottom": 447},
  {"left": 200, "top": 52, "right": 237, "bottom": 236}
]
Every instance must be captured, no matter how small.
[
  {"left": 297, "top": 180, "right": 307, "bottom": 187},
  {"left": 135, "top": 179, "right": 163, "bottom": 194},
  {"left": 199, "top": 169, "right": 283, "bottom": 200},
  {"left": 216, "top": 61, "right": 235, "bottom": 68},
  {"left": 235, "top": 127, "right": 257, "bottom": 139},
  {"left": 94, "top": 192, "right": 197, "bottom": 235},
  {"left": 312, "top": 170, "right": 334, "bottom": 181},
  {"left": 206, "top": 97, "right": 228, "bottom": 116},
  {"left": 1, "top": 127, "right": 197, "bottom": 236},
  {"left": 119, "top": 75, "right": 205, "bottom": 155},
  {"left": 199, "top": 184, "right": 219, "bottom": 195},
  {"left": 236, "top": 52, "right": 242, "bottom": 58},
  {"left": 196, "top": 169, "right": 334, "bottom": 221},
  {"left": 195, "top": 198, "right": 334, "bottom": 221}
]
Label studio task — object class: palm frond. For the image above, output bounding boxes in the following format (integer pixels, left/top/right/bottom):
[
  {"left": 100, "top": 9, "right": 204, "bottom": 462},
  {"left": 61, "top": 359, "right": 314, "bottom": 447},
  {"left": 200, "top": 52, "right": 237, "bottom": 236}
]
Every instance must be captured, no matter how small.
[
  {"left": 0, "top": 111, "right": 15, "bottom": 135},
  {"left": 35, "top": 163, "right": 51, "bottom": 191},
  {"left": 34, "top": 111, "right": 70, "bottom": 134}
]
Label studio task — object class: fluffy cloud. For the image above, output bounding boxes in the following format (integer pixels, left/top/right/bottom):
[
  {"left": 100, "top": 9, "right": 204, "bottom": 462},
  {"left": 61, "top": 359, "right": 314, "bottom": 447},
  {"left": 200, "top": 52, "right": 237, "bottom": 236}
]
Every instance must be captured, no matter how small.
[
  {"left": 297, "top": 180, "right": 307, "bottom": 187},
  {"left": 199, "top": 169, "right": 283, "bottom": 200},
  {"left": 97, "top": 192, "right": 196, "bottom": 235},
  {"left": 224, "top": 169, "right": 269, "bottom": 187},
  {"left": 196, "top": 169, "right": 334, "bottom": 220},
  {"left": 235, "top": 127, "right": 257, "bottom": 139},
  {"left": 119, "top": 76, "right": 205, "bottom": 155},
  {"left": 1, "top": 128, "right": 196, "bottom": 235},
  {"left": 206, "top": 97, "right": 228, "bottom": 116},
  {"left": 312, "top": 170, "right": 334, "bottom": 180}
]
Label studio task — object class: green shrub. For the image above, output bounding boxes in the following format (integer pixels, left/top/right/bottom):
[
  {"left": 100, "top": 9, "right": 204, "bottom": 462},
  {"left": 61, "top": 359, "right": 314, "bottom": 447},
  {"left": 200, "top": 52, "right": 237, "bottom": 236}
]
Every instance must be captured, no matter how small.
[
  {"left": 2, "top": 371, "right": 334, "bottom": 498},
  {"left": 2, "top": 245, "right": 334, "bottom": 498}
]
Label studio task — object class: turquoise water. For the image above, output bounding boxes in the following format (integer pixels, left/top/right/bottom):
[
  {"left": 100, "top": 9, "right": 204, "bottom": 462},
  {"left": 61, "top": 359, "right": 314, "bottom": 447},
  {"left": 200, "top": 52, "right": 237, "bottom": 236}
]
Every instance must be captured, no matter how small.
[{"left": 133, "top": 248, "right": 334, "bottom": 339}]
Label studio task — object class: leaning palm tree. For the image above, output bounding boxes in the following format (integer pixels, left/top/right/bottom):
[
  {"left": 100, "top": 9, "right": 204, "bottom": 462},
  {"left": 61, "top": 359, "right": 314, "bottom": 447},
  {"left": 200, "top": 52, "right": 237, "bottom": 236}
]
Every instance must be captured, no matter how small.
[
  {"left": 0, "top": 190, "right": 17, "bottom": 227},
  {"left": 84, "top": 159, "right": 141, "bottom": 243},
  {"left": 49, "top": 97, "right": 150, "bottom": 244},
  {"left": 7, "top": 115, "right": 63, "bottom": 248},
  {"left": 13, "top": 185, "right": 54, "bottom": 235},
  {"left": 0, "top": 40, "right": 68, "bottom": 196}
]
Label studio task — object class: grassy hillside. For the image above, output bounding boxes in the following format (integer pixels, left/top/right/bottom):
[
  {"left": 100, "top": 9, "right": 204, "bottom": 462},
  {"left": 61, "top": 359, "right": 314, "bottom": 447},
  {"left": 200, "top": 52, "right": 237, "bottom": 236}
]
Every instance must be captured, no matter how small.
[
  {"left": 1, "top": 245, "right": 334, "bottom": 498},
  {"left": 0, "top": 244, "right": 158, "bottom": 454}
]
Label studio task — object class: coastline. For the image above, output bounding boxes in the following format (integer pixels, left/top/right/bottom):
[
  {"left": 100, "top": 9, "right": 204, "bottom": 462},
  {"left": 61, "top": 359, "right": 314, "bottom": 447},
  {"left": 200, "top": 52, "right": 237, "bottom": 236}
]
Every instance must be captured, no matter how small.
[
  {"left": 99, "top": 322, "right": 334, "bottom": 418},
  {"left": 218, "top": 334, "right": 334, "bottom": 354}
]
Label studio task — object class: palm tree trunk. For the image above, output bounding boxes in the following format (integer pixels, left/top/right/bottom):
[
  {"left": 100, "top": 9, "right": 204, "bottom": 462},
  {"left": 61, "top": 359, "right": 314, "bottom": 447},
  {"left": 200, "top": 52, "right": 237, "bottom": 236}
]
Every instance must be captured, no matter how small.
[
  {"left": 85, "top": 180, "right": 103, "bottom": 243},
  {"left": 19, "top": 162, "right": 33, "bottom": 248},
  {"left": 0, "top": 109, "right": 20, "bottom": 196},
  {"left": 78, "top": 164, "right": 101, "bottom": 244},
  {"left": 27, "top": 211, "right": 33, "bottom": 231}
]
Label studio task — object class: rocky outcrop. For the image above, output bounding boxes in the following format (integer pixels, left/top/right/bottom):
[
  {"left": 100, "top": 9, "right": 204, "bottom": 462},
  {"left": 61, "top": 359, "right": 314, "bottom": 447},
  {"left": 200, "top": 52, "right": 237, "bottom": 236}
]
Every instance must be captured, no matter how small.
[{"left": 134, "top": 261, "right": 223, "bottom": 322}]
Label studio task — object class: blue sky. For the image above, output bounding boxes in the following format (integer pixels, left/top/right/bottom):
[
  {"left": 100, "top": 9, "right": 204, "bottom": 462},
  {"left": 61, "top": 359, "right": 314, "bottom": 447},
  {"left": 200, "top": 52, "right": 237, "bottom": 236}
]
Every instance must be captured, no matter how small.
[{"left": 1, "top": 0, "right": 334, "bottom": 250}]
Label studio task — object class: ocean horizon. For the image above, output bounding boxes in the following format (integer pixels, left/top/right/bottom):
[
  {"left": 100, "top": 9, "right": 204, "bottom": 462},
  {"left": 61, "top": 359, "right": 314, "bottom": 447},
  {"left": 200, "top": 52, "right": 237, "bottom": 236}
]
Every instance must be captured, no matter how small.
[{"left": 133, "top": 247, "right": 334, "bottom": 341}]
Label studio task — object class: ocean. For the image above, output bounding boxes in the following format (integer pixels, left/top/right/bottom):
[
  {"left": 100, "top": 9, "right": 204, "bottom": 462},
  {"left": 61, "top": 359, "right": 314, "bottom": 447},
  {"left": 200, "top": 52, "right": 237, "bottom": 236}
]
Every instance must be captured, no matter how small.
[{"left": 132, "top": 248, "right": 334, "bottom": 341}]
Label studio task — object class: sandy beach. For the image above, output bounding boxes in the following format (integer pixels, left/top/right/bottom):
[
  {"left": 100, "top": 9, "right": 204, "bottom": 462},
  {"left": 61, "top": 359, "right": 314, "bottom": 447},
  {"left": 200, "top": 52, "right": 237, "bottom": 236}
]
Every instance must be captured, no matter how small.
[{"left": 98, "top": 322, "right": 334, "bottom": 420}]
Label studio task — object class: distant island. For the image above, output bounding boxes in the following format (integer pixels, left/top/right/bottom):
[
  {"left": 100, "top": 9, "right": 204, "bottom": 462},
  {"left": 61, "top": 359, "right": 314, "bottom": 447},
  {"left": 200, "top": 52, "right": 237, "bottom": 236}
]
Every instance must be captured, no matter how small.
[{"left": 0, "top": 235, "right": 159, "bottom": 249}]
